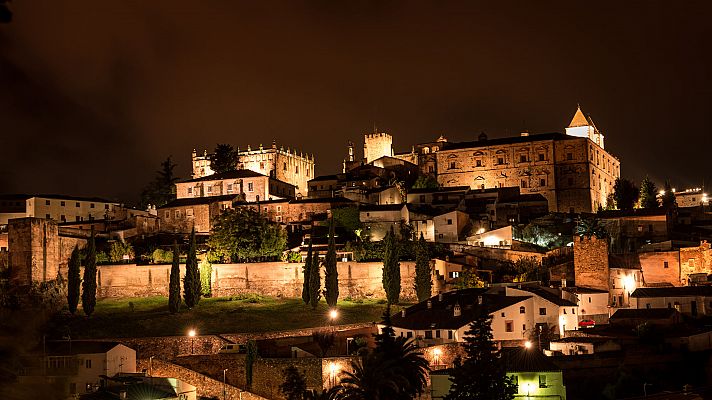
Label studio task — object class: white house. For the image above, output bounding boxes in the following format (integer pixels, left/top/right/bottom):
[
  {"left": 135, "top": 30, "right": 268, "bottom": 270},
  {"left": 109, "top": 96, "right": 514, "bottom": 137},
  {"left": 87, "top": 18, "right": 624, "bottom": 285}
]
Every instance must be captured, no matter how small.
[{"left": 630, "top": 286, "right": 712, "bottom": 318}]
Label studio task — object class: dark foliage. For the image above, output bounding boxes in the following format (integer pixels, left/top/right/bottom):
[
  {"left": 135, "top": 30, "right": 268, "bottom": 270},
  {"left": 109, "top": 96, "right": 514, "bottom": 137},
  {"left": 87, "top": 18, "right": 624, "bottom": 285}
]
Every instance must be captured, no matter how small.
[
  {"left": 309, "top": 250, "right": 321, "bottom": 310},
  {"left": 661, "top": 180, "right": 677, "bottom": 209},
  {"left": 313, "top": 330, "right": 336, "bottom": 357},
  {"left": 210, "top": 143, "right": 238, "bottom": 174},
  {"left": 382, "top": 227, "right": 401, "bottom": 305},
  {"left": 324, "top": 218, "right": 339, "bottom": 307},
  {"left": 81, "top": 230, "right": 98, "bottom": 317},
  {"left": 613, "top": 178, "right": 639, "bottom": 211},
  {"left": 208, "top": 207, "right": 287, "bottom": 262},
  {"left": 639, "top": 177, "right": 659, "bottom": 209},
  {"left": 302, "top": 239, "right": 313, "bottom": 305},
  {"left": 67, "top": 245, "right": 81, "bottom": 314},
  {"left": 168, "top": 241, "right": 181, "bottom": 314},
  {"left": 280, "top": 366, "right": 308, "bottom": 400},
  {"left": 139, "top": 156, "right": 178, "bottom": 209},
  {"left": 414, "top": 233, "right": 431, "bottom": 302},
  {"left": 183, "top": 228, "right": 201, "bottom": 308}
]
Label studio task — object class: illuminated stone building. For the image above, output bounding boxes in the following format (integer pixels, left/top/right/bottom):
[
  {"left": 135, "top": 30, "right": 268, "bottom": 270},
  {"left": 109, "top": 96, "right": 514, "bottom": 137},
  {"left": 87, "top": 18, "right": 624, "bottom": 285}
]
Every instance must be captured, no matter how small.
[
  {"left": 435, "top": 107, "right": 620, "bottom": 213},
  {"left": 191, "top": 141, "right": 315, "bottom": 197}
]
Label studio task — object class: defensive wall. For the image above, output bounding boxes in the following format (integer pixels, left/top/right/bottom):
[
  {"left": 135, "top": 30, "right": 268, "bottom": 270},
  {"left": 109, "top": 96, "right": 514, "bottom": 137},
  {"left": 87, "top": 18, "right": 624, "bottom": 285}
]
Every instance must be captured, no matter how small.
[{"left": 94, "top": 261, "right": 420, "bottom": 301}]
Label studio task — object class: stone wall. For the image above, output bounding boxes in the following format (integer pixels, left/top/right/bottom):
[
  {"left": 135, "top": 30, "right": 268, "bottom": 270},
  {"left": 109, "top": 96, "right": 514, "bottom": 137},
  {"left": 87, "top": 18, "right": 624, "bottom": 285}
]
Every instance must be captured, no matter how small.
[
  {"left": 137, "top": 358, "right": 267, "bottom": 400},
  {"left": 680, "top": 241, "right": 712, "bottom": 283},
  {"left": 573, "top": 235, "right": 609, "bottom": 291},
  {"left": 638, "top": 250, "right": 681, "bottom": 286},
  {"left": 95, "top": 261, "right": 419, "bottom": 301}
]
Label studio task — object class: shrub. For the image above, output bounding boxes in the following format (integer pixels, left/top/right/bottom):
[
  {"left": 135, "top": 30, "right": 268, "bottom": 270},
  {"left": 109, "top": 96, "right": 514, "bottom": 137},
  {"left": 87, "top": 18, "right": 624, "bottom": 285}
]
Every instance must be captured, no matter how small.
[{"left": 151, "top": 249, "right": 173, "bottom": 264}]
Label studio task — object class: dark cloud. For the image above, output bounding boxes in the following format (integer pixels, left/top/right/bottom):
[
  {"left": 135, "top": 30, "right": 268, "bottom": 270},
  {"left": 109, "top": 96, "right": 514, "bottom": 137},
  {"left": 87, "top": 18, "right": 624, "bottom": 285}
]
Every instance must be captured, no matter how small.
[{"left": 1, "top": 1, "right": 711, "bottom": 204}]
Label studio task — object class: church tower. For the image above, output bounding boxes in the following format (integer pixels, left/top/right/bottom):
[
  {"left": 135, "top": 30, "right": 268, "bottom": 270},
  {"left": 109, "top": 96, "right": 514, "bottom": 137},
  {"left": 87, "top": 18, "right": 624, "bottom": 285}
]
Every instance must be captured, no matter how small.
[
  {"left": 565, "top": 105, "right": 605, "bottom": 149},
  {"left": 363, "top": 132, "right": 393, "bottom": 164}
]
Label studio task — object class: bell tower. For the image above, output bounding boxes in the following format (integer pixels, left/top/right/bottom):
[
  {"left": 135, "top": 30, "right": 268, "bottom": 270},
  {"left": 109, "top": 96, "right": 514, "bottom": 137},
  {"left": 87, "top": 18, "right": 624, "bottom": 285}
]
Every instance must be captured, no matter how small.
[{"left": 566, "top": 105, "right": 605, "bottom": 149}]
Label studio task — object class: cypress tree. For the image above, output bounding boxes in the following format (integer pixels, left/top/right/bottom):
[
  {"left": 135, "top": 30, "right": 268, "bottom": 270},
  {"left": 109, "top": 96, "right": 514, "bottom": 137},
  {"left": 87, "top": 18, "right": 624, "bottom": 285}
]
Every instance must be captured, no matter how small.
[
  {"left": 168, "top": 241, "right": 181, "bottom": 314},
  {"left": 414, "top": 233, "right": 432, "bottom": 302},
  {"left": 639, "top": 176, "right": 659, "bottom": 209},
  {"left": 309, "top": 250, "right": 321, "bottom": 310},
  {"left": 81, "top": 228, "right": 97, "bottom": 317},
  {"left": 67, "top": 245, "right": 81, "bottom": 314},
  {"left": 445, "top": 306, "right": 517, "bottom": 400},
  {"left": 382, "top": 226, "right": 401, "bottom": 305},
  {"left": 302, "top": 239, "right": 313, "bottom": 305},
  {"left": 323, "top": 217, "right": 339, "bottom": 307},
  {"left": 183, "top": 227, "right": 201, "bottom": 308}
]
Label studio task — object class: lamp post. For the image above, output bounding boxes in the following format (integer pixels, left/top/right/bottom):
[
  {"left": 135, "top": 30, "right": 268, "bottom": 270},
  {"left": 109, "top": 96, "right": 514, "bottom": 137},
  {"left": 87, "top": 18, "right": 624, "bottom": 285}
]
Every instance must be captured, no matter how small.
[
  {"left": 433, "top": 348, "right": 442, "bottom": 367},
  {"left": 188, "top": 329, "right": 197, "bottom": 355},
  {"left": 223, "top": 368, "right": 228, "bottom": 400},
  {"left": 148, "top": 356, "right": 154, "bottom": 376},
  {"left": 328, "top": 309, "right": 338, "bottom": 334}
]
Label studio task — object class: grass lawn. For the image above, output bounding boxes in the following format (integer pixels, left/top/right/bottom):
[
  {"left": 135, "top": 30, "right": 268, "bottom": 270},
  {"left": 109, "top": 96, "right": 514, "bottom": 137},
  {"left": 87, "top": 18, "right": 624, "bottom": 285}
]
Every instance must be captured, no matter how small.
[{"left": 48, "top": 295, "right": 407, "bottom": 339}]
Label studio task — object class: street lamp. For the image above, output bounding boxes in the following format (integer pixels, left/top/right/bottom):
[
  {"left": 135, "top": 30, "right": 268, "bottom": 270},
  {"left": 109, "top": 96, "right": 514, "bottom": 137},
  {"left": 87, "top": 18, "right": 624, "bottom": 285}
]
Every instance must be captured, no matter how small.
[
  {"left": 223, "top": 368, "right": 228, "bottom": 400},
  {"left": 433, "top": 348, "right": 442, "bottom": 366},
  {"left": 524, "top": 341, "right": 532, "bottom": 349},
  {"left": 328, "top": 309, "right": 338, "bottom": 333},
  {"left": 188, "top": 329, "right": 197, "bottom": 355}
]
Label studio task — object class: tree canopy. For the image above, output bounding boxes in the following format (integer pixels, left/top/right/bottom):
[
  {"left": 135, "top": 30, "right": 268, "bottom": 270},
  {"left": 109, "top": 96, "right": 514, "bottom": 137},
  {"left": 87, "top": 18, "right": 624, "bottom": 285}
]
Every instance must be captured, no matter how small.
[
  {"left": 412, "top": 174, "right": 439, "bottom": 190},
  {"left": 382, "top": 227, "right": 401, "bottom": 305},
  {"left": 414, "top": 233, "right": 431, "bottom": 302},
  {"left": 210, "top": 143, "right": 237, "bottom": 174},
  {"left": 661, "top": 180, "right": 677, "bottom": 209},
  {"left": 639, "top": 177, "right": 659, "bottom": 209},
  {"left": 208, "top": 207, "right": 287, "bottom": 262},
  {"left": 613, "top": 178, "right": 639, "bottom": 211},
  {"left": 140, "top": 156, "right": 178, "bottom": 209}
]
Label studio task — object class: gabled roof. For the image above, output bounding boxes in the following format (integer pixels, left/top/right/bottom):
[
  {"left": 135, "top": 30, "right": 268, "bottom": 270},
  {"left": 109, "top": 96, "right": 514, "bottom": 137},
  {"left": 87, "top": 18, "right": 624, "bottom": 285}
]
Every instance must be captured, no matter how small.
[
  {"left": 158, "top": 195, "right": 237, "bottom": 209},
  {"left": 631, "top": 286, "right": 712, "bottom": 298},
  {"left": 501, "top": 347, "right": 561, "bottom": 372},
  {"left": 46, "top": 341, "right": 126, "bottom": 356},
  {"left": 515, "top": 286, "right": 578, "bottom": 307},
  {"left": 568, "top": 106, "right": 590, "bottom": 128},
  {"left": 388, "top": 289, "right": 530, "bottom": 330}
]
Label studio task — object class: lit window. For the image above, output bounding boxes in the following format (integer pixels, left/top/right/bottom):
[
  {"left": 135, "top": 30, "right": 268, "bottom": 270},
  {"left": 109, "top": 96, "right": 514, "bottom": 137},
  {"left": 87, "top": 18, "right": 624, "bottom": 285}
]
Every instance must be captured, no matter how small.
[{"left": 187, "top": 209, "right": 194, "bottom": 217}]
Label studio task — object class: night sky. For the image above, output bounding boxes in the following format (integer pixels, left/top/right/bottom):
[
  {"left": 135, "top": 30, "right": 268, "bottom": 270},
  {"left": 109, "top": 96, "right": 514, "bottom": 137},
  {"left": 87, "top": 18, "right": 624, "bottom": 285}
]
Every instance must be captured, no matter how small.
[{"left": 1, "top": 1, "right": 711, "bottom": 205}]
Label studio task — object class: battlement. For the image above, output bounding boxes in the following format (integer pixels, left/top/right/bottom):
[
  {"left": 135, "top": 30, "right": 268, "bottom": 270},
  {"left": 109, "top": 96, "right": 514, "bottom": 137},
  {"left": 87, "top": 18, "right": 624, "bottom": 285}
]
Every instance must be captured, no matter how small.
[{"left": 364, "top": 132, "right": 392, "bottom": 140}]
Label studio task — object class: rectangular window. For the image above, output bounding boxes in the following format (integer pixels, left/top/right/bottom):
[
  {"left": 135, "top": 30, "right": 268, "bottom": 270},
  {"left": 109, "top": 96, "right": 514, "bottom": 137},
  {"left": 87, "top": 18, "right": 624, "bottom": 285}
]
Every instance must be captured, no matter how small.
[
  {"left": 61, "top": 215, "right": 66, "bottom": 222},
  {"left": 227, "top": 184, "right": 233, "bottom": 193},
  {"left": 105, "top": 204, "right": 109, "bottom": 210},
  {"left": 497, "top": 157, "right": 504, "bottom": 165},
  {"left": 90, "top": 203, "right": 95, "bottom": 208},
  {"left": 207, "top": 186, "right": 212, "bottom": 193},
  {"left": 521, "top": 180, "right": 528, "bottom": 188},
  {"left": 60, "top": 201, "right": 65, "bottom": 206},
  {"left": 186, "top": 209, "right": 194, "bottom": 217},
  {"left": 436, "top": 330, "right": 441, "bottom": 338},
  {"left": 523, "top": 324, "right": 526, "bottom": 331},
  {"left": 448, "top": 330, "right": 453, "bottom": 340},
  {"left": 447, "top": 219, "right": 453, "bottom": 225},
  {"left": 283, "top": 162, "right": 287, "bottom": 171},
  {"left": 540, "top": 179, "right": 546, "bottom": 187},
  {"left": 425, "top": 330, "right": 433, "bottom": 339},
  {"left": 664, "top": 261, "right": 669, "bottom": 269},
  {"left": 295, "top": 166, "right": 299, "bottom": 174},
  {"left": 165, "top": 211, "right": 169, "bottom": 218},
  {"left": 567, "top": 152, "right": 573, "bottom": 160},
  {"left": 248, "top": 182, "right": 254, "bottom": 192},
  {"left": 406, "top": 332, "right": 413, "bottom": 338},
  {"left": 46, "top": 214, "right": 51, "bottom": 219},
  {"left": 188, "top": 187, "right": 193, "bottom": 194},
  {"left": 520, "top": 155, "right": 527, "bottom": 163},
  {"left": 476, "top": 159, "right": 482, "bottom": 167},
  {"left": 75, "top": 202, "right": 80, "bottom": 208},
  {"left": 260, "top": 162, "right": 265, "bottom": 170},
  {"left": 45, "top": 200, "right": 50, "bottom": 205},
  {"left": 419, "top": 195, "right": 426, "bottom": 203},
  {"left": 86, "top": 359, "right": 92, "bottom": 369},
  {"left": 539, "top": 308, "right": 546, "bottom": 315},
  {"left": 538, "top": 153, "right": 545, "bottom": 161},
  {"left": 539, "top": 375, "right": 547, "bottom": 388},
  {"left": 505, "top": 320, "right": 513, "bottom": 333},
  {"left": 449, "top": 161, "right": 456, "bottom": 169}
]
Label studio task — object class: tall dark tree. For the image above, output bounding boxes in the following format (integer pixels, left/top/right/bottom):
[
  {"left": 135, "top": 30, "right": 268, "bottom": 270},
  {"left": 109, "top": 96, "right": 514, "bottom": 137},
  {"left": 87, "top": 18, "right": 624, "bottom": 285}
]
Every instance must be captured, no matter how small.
[
  {"left": 445, "top": 308, "right": 517, "bottom": 400},
  {"left": 210, "top": 143, "right": 237, "bottom": 174},
  {"left": 414, "top": 233, "right": 431, "bottom": 302},
  {"left": 67, "top": 245, "right": 81, "bottom": 314},
  {"left": 139, "top": 156, "right": 179, "bottom": 209},
  {"left": 661, "top": 180, "right": 677, "bottom": 209},
  {"left": 613, "top": 178, "right": 639, "bottom": 211},
  {"left": 280, "top": 366, "right": 308, "bottom": 400},
  {"left": 168, "top": 241, "right": 181, "bottom": 314},
  {"left": 208, "top": 207, "right": 287, "bottom": 262},
  {"left": 183, "top": 228, "right": 201, "bottom": 308},
  {"left": 639, "top": 177, "right": 659, "bottom": 209},
  {"left": 302, "top": 239, "right": 313, "bottom": 305},
  {"left": 382, "top": 227, "right": 401, "bottom": 305},
  {"left": 309, "top": 250, "right": 321, "bottom": 310},
  {"left": 81, "top": 229, "right": 97, "bottom": 317},
  {"left": 323, "top": 217, "right": 339, "bottom": 308}
]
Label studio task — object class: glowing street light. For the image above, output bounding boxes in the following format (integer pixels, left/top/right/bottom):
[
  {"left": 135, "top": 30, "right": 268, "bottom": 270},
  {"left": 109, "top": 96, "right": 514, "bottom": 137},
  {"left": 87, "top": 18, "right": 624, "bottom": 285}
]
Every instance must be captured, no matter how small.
[
  {"left": 188, "top": 329, "right": 197, "bottom": 354},
  {"left": 329, "top": 309, "right": 339, "bottom": 321},
  {"left": 524, "top": 341, "right": 532, "bottom": 349},
  {"left": 433, "top": 348, "right": 442, "bottom": 365}
]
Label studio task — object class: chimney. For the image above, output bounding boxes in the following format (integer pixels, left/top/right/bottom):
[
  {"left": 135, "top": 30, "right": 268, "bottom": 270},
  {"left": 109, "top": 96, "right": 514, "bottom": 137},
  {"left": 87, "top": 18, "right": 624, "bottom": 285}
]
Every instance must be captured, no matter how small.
[
  {"left": 427, "top": 300, "right": 432, "bottom": 309},
  {"left": 453, "top": 303, "right": 461, "bottom": 317},
  {"left": 438, "top": 293, "right": 443, "bottom": 302},
  {"left": 477, "top": 295, "right": 483, "bottom": 305},
  {"left": 401, "top": 310, "right": 406, "bottom": 317}
]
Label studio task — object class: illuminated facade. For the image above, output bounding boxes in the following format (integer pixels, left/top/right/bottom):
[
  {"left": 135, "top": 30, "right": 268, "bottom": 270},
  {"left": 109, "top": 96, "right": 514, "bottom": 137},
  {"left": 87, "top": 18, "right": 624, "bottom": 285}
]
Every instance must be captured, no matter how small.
[
  {"left": 191, "top": 142, "right": 315, "bottom": 197},
  {"left": 435, "top": 107, "right": 620, "bottom": 213}
]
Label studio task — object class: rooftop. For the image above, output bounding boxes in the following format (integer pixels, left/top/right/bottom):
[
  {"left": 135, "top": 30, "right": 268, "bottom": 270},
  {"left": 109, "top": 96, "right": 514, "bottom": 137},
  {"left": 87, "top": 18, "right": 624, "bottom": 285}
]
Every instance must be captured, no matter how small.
[
  {"left": 45, "top": 340, "right": 126, "bottom": 356},
  {"left": 388, "top": 288, "right": 530, "bottom": 330},
  {"left": 501, "top": 347, "right": 562, "bottom": 373},
  {"left": 158, "top": 194, "right": 237, "bottom": 209},
  {"left": 180, "top": 169, "right": 295, "bottom": 186},
  {"left": 631, "top": 286, "right": 712, "bottom": 298},
  {"left": 610, "top": 308, "right": 679, "bottom": 320},
  {"left": 440, "top": 132, "right": 577, "bottom": 152}
]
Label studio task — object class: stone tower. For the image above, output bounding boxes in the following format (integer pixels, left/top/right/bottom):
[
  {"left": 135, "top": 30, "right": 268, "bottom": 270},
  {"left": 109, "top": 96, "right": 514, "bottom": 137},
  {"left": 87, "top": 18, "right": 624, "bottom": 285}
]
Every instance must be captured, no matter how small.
[
  {"left": 8, "top": 218, "right": 60, "bottom": 285},
  {"left": 363, "top": 132, "right": 393, "bottom": 164},
  {"left": 565, "top": 105, "right": 605, "bottom": 149},
  {"left": 573, "top": 235, "right": 610, "bottom": 291}
]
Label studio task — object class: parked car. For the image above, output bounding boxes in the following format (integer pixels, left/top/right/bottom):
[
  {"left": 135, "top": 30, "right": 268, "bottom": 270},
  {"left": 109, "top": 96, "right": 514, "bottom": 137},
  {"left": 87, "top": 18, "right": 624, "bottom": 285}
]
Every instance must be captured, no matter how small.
[
  {"left": 219, "top": 344, "right": 247, "bottom": 354},
  {"left": 578, "top": 319, "right": 596, "bottom": 328}
]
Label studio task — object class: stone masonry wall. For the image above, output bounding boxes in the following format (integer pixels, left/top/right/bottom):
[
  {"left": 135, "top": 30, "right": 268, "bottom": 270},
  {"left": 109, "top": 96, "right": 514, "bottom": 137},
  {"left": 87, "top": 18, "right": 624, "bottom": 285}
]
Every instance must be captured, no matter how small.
[
  {"left": 137, "top": 358, "right": 267, "bottom": 400},
  {"left": 95, "top": 261, "right": 419, "bottom": 301},
  {"left": 573, "top": 235, "right": 609, "bottom": 291}
]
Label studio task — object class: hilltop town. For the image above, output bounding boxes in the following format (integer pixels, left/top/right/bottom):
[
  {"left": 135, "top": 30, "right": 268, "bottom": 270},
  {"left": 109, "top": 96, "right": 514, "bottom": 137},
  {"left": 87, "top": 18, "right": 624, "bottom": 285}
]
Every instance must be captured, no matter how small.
[{"left": 2, "top": 106, "right": 712, "bottom": 400}]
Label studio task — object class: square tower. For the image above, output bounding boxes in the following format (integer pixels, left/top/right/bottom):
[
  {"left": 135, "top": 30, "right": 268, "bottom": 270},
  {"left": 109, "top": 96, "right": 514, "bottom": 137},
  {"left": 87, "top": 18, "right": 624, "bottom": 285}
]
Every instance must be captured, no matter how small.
[{"left": 363, "top": 132, "right": 393, "bottom": 164}]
